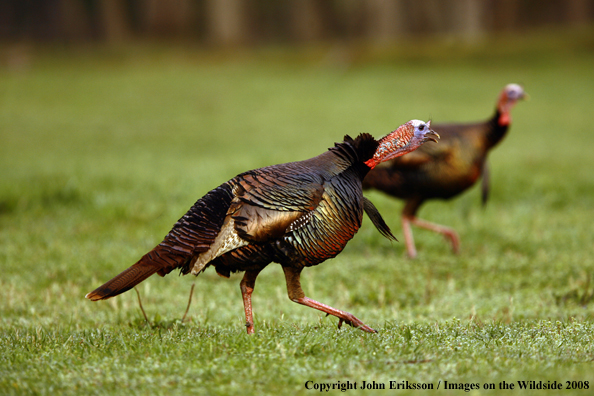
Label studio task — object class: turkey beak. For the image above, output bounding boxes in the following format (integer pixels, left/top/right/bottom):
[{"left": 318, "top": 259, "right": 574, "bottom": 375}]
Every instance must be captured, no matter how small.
[
  {"left": 521, "top": 91, "right": 530, "bottom": 101},
  {"left": 425, "top": 129, "right": 440, "bottom": 143}
]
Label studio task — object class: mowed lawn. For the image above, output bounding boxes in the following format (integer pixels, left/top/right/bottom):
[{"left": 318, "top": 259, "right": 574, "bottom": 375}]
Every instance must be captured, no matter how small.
[{"left": 1, "top": 29, "right": 594, "bottom": 395}]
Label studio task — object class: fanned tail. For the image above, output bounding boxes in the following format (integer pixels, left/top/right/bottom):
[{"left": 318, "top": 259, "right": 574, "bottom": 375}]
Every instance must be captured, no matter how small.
[{"left": 85, "top": 244, "right": 184, "bottom": 301}]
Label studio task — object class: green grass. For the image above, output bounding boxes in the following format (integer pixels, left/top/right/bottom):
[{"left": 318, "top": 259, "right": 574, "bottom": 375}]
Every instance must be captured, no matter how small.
[{"left": 1, "top": 28, "right": 594, "bottom": 395}]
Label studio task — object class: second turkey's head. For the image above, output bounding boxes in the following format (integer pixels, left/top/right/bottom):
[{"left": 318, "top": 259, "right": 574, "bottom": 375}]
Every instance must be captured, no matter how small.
[
  {"left": 497, "top": 83, "right": 527, "bottom": 126},
  {"left": 364, "top": 120, "right": 439, "bottom": 169}
]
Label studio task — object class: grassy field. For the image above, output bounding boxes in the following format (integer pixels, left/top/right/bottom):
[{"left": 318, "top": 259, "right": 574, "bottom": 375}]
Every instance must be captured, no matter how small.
[{"left": 1, "top": 28, "right": 594, "bottom": 395}]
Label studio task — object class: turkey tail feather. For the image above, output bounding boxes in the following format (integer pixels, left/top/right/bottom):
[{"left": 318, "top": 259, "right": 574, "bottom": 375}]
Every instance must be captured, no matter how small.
[
  {"left": 85, "top": 244, "right": 187, "bottom": 301},
  {"left": 86, "top": 183, "right": 234, "bottom": 301}
]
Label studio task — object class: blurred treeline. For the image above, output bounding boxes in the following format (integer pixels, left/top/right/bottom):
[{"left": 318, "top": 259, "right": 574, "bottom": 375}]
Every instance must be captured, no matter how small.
[{"left": 1, "top": 0, "right": 593, "bottom": 45}]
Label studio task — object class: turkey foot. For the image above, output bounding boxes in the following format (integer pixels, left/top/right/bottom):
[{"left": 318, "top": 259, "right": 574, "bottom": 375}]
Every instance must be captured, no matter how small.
[
  {"left": 283, "top": 266, "right": 376, "bottom": 333},
  {"left": 296, "top": 297, "right": 376, "bottom": 333}
]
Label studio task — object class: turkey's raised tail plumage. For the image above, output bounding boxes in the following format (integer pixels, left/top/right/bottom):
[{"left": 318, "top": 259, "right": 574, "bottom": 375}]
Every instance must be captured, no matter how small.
[{"left": 85, "top": 244, "right": 179, "bottom": 301}]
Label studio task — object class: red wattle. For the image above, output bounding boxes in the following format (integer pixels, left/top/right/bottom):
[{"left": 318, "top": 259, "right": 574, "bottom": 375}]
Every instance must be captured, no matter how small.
[
  {"left": 364, "top": 158, "right": 377, "bottom": 169},
  {"left": 498, "top": 113, "right": 510, "bottom": 127}
]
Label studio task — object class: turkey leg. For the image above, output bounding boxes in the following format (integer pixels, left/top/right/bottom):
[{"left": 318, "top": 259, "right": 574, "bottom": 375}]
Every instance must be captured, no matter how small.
[
  {"left": 240, "top": 269, "right": 262, "bottom": 334},
  {"left": 413, "top": 217, "right": 459, "bottom": 251},
  {"left": 402, "top": 198, "right": 460, "bottom": 258},
  {"left": 401, "top": 214, "right": 418, "bottom": 259},
  {"left": 282, "top": 266, "right": 376, "bottom": 333}
]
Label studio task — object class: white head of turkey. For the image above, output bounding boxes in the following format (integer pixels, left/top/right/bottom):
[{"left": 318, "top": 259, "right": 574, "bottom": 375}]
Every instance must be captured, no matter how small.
[
  {"left": 497, "top": 83, "right": 527, "bottom": 126},
  {"left": 86, "top": 119, "right": 438, "bottom": 334}
]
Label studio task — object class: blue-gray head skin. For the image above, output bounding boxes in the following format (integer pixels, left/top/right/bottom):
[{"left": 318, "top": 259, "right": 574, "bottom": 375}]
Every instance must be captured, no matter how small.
[
  {"left": 498, "top": 84, "right": 528, "bottom": 126},
  {"left": 365, "top": 120, "right": 439, "bottom": 169}
]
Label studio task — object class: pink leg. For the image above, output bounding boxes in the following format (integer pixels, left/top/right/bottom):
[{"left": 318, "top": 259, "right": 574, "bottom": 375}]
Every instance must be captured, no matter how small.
[
  {"left": 409, "top": 216, "right": 460, "bottom": 254},
  {"left": 282, "top": 266, "right": 377, "bottom": 334},
  {"left": 401, "top": 215, "right": 418, "bottom": 259},
  {"left": 402, "top": 198, "right": 459, "bottom": 256},
  {"left": 240, "top": 269, "right": 261, "bottom": 334}
]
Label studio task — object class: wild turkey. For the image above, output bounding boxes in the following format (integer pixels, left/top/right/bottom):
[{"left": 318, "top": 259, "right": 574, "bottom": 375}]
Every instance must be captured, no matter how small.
[
  {"left": 363, "top": 84, "right": 527, "bottom": 258},
  {"left": 86, "top": 120, "right": 439, "bottom": 334}
]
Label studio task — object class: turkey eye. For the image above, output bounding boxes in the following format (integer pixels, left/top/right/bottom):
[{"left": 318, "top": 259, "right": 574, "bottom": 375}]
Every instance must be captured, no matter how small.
[{"left": 419, "top": 124, "right": 425, "bottom": 131}]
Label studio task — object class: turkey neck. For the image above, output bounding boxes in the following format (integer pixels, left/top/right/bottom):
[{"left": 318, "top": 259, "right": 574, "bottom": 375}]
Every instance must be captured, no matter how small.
[{"left": 484, "top": 109, "right": 511, "bottom": 150}]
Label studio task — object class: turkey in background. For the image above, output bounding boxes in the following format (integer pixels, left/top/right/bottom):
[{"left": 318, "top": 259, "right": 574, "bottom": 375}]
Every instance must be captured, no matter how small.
[{"left": 363, "top": 84, "right": 527, "bottom": 258}]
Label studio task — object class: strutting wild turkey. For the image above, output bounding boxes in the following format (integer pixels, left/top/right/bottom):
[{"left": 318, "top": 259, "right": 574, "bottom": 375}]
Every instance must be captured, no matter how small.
[
  {"left": 363, "top": 84, "right": 527, "bottom": 258},
  {"left": 86, "top": 120, "right": 439, "bottom": 333}
]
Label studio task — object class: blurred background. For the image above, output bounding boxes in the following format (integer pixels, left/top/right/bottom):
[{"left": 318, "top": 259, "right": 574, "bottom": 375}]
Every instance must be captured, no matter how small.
[{"left": 1, "top": 0, "right": 593, "bottom": 46}]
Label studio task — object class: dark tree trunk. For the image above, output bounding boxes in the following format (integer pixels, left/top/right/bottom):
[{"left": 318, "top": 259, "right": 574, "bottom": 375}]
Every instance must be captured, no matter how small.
[
  {"left": 492, "top": 0, "right": 520, "bottom": 31},
  {"left": 144, "top": 0, "right": 194, "bottom": 37},
  {"left": 290, "top": 0, "right": 325, "bottom": 42},
  {"left": 99, "top": 0, "right": 130, "bottom": 42}
]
